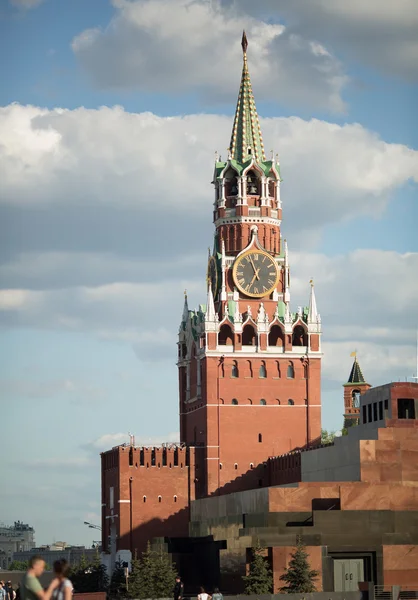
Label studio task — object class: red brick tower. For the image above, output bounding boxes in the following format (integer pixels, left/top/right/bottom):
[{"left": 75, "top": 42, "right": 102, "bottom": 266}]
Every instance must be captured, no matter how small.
[
  {"left": 178, "top": 33, "right": 322, "bottom": 497},
  {"left": 343, "top": 353, "right": 371, "bottom": 428}
]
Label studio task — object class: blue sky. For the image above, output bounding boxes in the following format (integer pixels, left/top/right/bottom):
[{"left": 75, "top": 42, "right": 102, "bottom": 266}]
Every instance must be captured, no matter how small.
[{"left": 0, "top": 0, "right": 417, "bottom": 547}]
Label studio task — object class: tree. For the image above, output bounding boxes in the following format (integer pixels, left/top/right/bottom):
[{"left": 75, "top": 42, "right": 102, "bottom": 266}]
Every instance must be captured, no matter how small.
[
  {"left": 71, "top": 553, "right": 108, "bottom": 594},
  {"left": 279, "top": 537, "right": 319, "bottom": 593},
  {"left": 9, "top": 561, "right": 28, "bottom": 571},
  {"left": 242, "top": 544, "right": 273, "bottom": 595},
  {"left": 321, "top": 429, "right": 335, "bottom": 444},
  {"left": 128, "top": 542, "right": 177, "bottom": 600},
  {"left": 109, "top": 561, "right": 128, "bottom": 599}
]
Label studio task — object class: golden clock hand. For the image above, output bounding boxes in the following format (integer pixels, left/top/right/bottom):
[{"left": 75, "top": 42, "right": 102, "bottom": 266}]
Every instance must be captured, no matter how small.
[{"left": 249, "top": 256, "right": 260, "bottom": 280}]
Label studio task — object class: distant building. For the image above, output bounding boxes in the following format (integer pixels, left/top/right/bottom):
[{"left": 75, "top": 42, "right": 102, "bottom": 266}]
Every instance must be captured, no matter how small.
[
  {"left": 12, "top": 545, "right": 99, "bottom": 567},
  {"left": 0, "top": 521, "right": 35, "bottom": 569}
]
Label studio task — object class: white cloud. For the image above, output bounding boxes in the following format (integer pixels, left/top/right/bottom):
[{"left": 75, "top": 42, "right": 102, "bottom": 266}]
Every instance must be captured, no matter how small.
[
  {"left": 227, "top": 0, "right": 418, "bottom": 81},
  {"left": 0, "top": 249, "right": 417, "bottom": 387},
  {"left": 1, "top": 104, "right": 417, "bottom": 238},
  {"left": 9, "top": 0, "right": 45, "bottom": 8},
  {"left": 71, "top": 0, "right": 347, "bottom": 112}
]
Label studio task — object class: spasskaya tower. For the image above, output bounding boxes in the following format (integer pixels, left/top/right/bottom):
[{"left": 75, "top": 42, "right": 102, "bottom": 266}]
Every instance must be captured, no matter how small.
[{"left": 177, "top": 33, "right": 322, "bottom": 498}]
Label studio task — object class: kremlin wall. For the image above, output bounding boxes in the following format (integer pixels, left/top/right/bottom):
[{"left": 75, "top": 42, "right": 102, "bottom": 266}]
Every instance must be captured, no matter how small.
[{"left": 100, "top": 34, "right": 418, "bottom": 592}]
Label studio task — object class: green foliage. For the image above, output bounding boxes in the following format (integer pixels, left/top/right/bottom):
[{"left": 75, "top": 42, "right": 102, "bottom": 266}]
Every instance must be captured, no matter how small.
[
  {"left": 70, "top": 553, "right": 109, "bottom": 593},
  {"left": 242, "top": 544, "right": 273, "bottom": 595},
  {"left": 279, "top": 537, "right": 319, "bottom": 593},
  {"left": 9, "top": 561, "right": 50, "bottom": 571},
  {"left": 9, "top": 561, "right": 28, "bottom": 571},
  {"left": 128, "top": 542, "right": 177, "bottom": 600},
  {"left": 321, "top": 429, "right": 335, "bottom": 444},
  {"left": 109, "top": 561, "right": 128, "bottom": 599}
]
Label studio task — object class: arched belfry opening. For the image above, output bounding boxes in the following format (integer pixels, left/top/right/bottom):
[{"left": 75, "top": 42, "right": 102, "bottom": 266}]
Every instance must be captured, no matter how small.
[
  {"left": 268, "top": 325, "right": 284, "bottom": 347},
  {"left": 224, "top": 167, "right": 239, "bottom": 198},
  {"left": 246, "top": 170, "right": 260, "bottom": 196},
  {"left": 352, "top": 388, "right": 361, "bottom": 408},
  {"left": 292, "top": 325, "right": 307, "bottom": 347},
  {"left": 242, "top": 324, "right": 257, "bottom": 346},
  {"left": 219, "top": 323, "right": 234, "bottom": 346}
]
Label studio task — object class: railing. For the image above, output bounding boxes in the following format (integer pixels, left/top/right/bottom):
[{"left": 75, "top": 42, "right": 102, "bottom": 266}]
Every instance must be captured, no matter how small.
[
  {"left": 375, "top": 585, "right": 418, "bottom": 599},
  {"left": 248, "top": 208, "right": 261, "bottom": 216}
]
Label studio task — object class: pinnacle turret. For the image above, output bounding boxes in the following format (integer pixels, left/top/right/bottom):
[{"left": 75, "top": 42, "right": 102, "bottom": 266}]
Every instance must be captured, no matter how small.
[
  {"left": 308, "top": 279, "right": 319, "bottom": 324},
  {"left": 229, "top": 31, "right": 266, "bottom": 164}
]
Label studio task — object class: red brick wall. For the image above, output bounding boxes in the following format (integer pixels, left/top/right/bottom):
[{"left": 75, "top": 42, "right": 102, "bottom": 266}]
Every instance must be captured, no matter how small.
[{"left": 101, "top": 445, "right": 196, "bottom": 554}]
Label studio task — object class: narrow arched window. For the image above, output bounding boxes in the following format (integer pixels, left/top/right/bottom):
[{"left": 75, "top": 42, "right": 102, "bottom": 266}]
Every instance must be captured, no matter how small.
[
  {"left": 174, "top": 495, "right": 177, "bottom": 503},
  {"left": 232, "top": 360, "right": 239, "bottom": 378},
  {"left": 258, "top": 433, "right": 262, "bottom": 443},
  {"left": 158, "top": 495, "right": 162, "bottom": 503},
  {"left": 143, "top": 496, "right": 147, "bottom": 503},
  {"left": 232, "top": 398, "right": 238, "bottom": 405},
  {"left": 259, "top": 362, "right": 267, "bottom": 378},
  {"left": 287, "top": 361, "right": 295, "bottom": 379},
  {"left": 250, "top": 463, "right": 254, "bottom": 469},
  {"left": 260, "top": 399, "right": 266, "bottom": 405},
  {"left": 234, "top": 463, "right": 238, "bottom": 470},
  {"left": 288, "top": 399, "right": 294, "bottom": 406}
]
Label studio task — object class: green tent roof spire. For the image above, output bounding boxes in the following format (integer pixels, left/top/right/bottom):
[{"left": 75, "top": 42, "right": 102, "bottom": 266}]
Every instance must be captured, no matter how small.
[
  {"left": 347, "top": 355, "right": 367, "bottom": 385},
  {"left": 229, "top": 32, "right": 266, "bottom": 165}
]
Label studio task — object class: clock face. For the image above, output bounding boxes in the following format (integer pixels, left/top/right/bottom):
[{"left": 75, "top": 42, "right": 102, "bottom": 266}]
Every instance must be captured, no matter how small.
[
  {"left": 207, "top": 256, "right": 218, "bottom": 295},
  {"left": 232, "top": 249, "right": 279, "bottom": 298}
]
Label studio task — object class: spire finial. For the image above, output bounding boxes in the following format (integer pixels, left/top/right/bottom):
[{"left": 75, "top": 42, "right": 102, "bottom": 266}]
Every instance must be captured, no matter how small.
[
  {"left": 310, "top": 278, "right": 314, "bottom": 287},
  {"left": 241, "top": 30, "right": 248, "bottom": 55},
  {"left": 229, "top": 31, "right": 266, "bottom": 164},
  {"left": 184, "top": 289, "right": 187, "bottom": 298}
]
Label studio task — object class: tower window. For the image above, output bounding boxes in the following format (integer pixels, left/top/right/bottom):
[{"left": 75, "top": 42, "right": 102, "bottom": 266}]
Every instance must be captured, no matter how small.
[
  {"left": 174, "top": 495, "right": 177, "bottom": 503},
  {"left": 219, "top": 463, "right": 223, "bottom": 470},
  {"left": 288, "top": 399, "right": 294, "bottom": 406},
  {"left": 398, "top": 398, "right": 416, "bottom": 420},
  {"left": 258, "top": 433, "right": 262, "bottom": 443},
  {"left": 243, "top": 324, "right": 257, "bottom": 346},
  {"left": 250, "top": 463, "right": 254, "bottom": 469},
  {"left": 292, "top": 325, "right": 307, "bottom": 347},
  {"left": 232, "top": 360, "right": 239, "bottom": 378},
  {"left": 232, "top": 398, "right": 238, "bottom": 405},
  {"left": 269, "top": 325, "right": 284, "bottom": 347},
  {"left": 287, "top": 361, "right": 295, "bottom": 379},
  {"left": 259, "top": 362, "right": 267, "bottom": 378},
  {"left": 234, "top": 463, "right": 238, "bottom": 470},
  {"left": 219, "top": 324, "right": 234, "bottom": 346},
  {"left": 260, "top": 399, "right": 266, "bottom": 405},
  {"left": 143, "top": 496, "right": 147, "bottom": 503}
]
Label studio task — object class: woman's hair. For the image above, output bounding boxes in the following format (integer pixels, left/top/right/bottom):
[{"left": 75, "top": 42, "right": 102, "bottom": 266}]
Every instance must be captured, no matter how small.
[
  {"left": 200, "top": 587, "right": 205, "bottom": 593},
  {"left": 53, "top": 559, "right": 70, "bottom": 578}
]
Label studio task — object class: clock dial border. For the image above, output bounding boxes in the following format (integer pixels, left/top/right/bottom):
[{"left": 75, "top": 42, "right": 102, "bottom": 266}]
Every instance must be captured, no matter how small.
[{"left": 232, "top": 249, "right": 279, "bottom": 299}]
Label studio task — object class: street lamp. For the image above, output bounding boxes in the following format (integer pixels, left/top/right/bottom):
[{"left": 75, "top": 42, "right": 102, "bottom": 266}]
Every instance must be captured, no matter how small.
[{"left": 83, "top": 521, "right": 102, "bottom": 531}]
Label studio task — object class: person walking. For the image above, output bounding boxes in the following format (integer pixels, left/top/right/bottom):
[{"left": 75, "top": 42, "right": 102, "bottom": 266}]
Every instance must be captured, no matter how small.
[
  {"left": 197, "top": 587, "right": 211, "bottom": 600},
  {"left": 51, "top": 560, "right": 72, "bottom": 600},
  {"left": 21, "top": 556, "right": 59, "bottom": 600},
  {"left": 212, "top": 587, "right": 223, "bottom": 600},
  {"left": 0, "top": 581, "right": 6, "bottom": 600}
]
